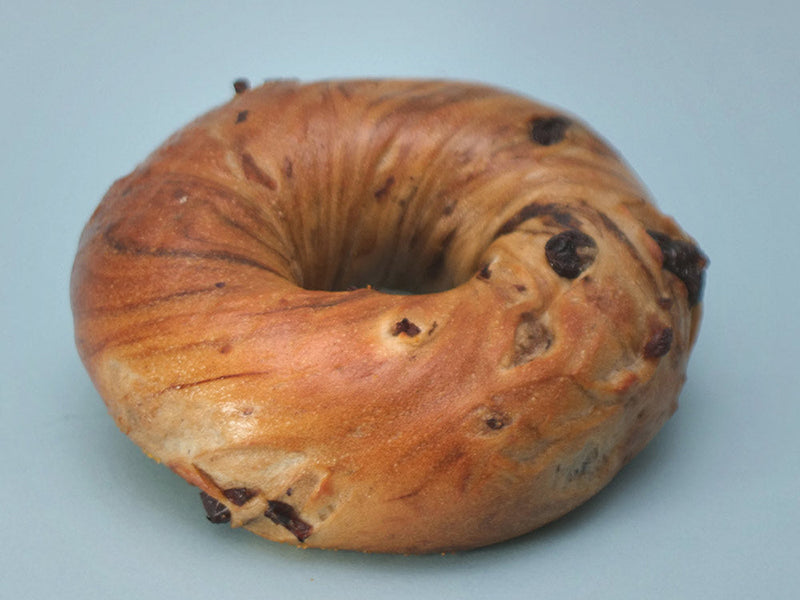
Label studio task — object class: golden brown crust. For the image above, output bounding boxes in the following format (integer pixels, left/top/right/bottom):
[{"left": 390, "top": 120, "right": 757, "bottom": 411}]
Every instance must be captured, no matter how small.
[{"left": 71, "top": 79, "right": 706, "bottom": 553}]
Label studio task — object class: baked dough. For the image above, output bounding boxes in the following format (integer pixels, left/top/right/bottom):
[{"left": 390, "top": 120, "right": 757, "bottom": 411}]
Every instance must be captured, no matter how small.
[{"left": 71, "top": 79, "right": 707, "bottom": 553}]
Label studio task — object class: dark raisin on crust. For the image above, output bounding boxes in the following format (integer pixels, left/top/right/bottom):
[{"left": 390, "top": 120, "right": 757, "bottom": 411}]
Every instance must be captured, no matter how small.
[
  {"left": 265, "top": 500, "right": 313, "bottom": 542},
  {"left": 485, "top": 416, "right": 505, "bottom": 430},
  {"left": 647, "top": 230, "right": 708, "bottom": 306},
  {"left": 529, "top": 116, "right": 571, "bottom": 145},
  {"left": 233, "top": 78, "right": 250, "bottom": 94},
  {"left": 545, "top": 230, "right": 598, "bottom": 279},
  {"left": 236, "top": 110, "right": 249, "bottom": 124},
  {"left": 222, "top": 487, "right": 257, "bottom": 506},
  {"left": 644, "top": 327, "right": 673, "bottom": 359},
  {"left": 393, "top": 318, "right": 421, "bottom": 337},
  {"left": 200, "top": 491, "right": 231, "bottom": 524}
]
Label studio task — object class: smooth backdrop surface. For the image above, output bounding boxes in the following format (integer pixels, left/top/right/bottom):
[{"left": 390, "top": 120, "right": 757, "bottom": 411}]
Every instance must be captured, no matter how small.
[{"left": 2, "top": 1, "right": 798, "bottom": 598}]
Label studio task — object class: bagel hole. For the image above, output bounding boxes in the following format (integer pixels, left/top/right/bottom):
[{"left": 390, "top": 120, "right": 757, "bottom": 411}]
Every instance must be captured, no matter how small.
[{"left": 299, "top": 226, "right": 484, "bottom": 295}]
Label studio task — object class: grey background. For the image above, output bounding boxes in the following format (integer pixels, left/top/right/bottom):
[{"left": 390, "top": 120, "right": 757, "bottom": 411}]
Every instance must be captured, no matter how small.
[{"left": 2, "top": 1, "right": 798, "bottom": 598}]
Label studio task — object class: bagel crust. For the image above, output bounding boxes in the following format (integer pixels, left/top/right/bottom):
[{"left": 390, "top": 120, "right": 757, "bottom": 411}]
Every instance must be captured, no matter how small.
[{"left": 71, "top": 79, "right": 707, "bottom": 553}]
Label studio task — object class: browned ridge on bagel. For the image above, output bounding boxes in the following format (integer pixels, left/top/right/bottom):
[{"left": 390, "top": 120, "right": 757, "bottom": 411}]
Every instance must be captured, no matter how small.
[{"left": 71, "top": 79, "right": 707, "bottom": 553}]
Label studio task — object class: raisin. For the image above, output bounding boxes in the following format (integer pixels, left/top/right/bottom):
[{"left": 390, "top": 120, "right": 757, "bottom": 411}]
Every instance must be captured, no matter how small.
[
  {"left": 545, "top": 230, "right": 598, "bottom": 278},
  {"left": 199, "top": 491, "right": 231, "bottom": 524},
  {"left": 393, "top": 318, "right": 421, "bottom": 337},
  {"left": 222, "top": 487, "right": 257, "bottom": 506},
  {"left": 265, "top": 500, "right": 313, "bottom": 542},
  {"left": 530, "top": 116, "right": 571, "bottom": 145},
  {"left": 647, "top": 231, "right": 708, "bottom": 306},
  {"left": 485, "top": 417, "right": 505, "bottom": 430},
  {"left": 644, "top": 327, "right": 673, "bottom": 359}
]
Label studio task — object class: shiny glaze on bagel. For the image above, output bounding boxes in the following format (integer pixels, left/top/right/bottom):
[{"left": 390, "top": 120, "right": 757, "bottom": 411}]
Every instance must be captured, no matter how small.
[{"left": 71, "top": 79, "right": 706, "bottom": 553}]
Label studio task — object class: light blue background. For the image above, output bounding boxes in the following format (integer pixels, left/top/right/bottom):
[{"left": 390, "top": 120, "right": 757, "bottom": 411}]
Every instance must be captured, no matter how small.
[{"left": 2, "top": 1, "right": 798, "bottom": 598}]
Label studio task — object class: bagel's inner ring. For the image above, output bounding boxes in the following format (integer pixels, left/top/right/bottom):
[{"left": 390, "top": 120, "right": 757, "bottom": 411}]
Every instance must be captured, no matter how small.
[{"left": 71, "top": 79, "right": 706, "bottom": 553}]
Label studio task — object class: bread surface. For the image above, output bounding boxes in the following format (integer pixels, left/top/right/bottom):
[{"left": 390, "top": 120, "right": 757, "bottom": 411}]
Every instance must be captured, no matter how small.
[{"left": 71, "top": 79, "right": 706, "bottom": 553}]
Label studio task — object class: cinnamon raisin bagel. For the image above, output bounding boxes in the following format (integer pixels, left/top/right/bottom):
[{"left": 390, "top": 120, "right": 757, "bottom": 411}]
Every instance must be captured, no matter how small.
[{"left": 71, "top": 79, "right": 707, "bottom": 553}]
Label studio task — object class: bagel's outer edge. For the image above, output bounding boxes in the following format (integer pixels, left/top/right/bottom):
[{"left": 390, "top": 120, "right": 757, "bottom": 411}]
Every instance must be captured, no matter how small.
[{"left": 71, "top": 79, "right": 706, "bottom": 553}]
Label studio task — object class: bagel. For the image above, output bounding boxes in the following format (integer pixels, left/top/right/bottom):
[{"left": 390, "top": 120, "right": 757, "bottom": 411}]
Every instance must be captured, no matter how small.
[{"left": 71, "top": 79, "right": 707, "bottom": 553}]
